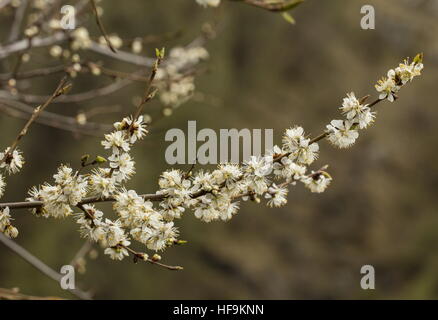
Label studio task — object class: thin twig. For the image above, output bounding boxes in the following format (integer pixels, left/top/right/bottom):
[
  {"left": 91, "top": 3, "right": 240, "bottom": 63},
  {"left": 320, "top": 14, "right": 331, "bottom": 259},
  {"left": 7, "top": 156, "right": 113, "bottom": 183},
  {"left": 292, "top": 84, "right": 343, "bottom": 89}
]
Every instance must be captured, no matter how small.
[
  {"left": 0, "top": 99, "right": 113, "bottom": 136},
  {"left": 1, "top": 77, "right": 71, "bottom": 165},
  {"left": 120, "top": 244, "right": 183, "bottom": 271},
  {"left": 70, "top": 241, "right": 93, "bottom": 267},
  {"left": 0, "top": 73, "right": 144, "bottom": 103},
  {"left": 0, "top": 32, "right": 67, "bottom": 59},
  {"left": 231, "top": 0, "right": 305, "bottom": 12},
  {"left": 130, "top": 51, "right": 163, "bottom": 131},
  {"left": 0, "top": 287, "right": 65, "bottom": 300},
  {"left": 90, "top": 0, "right": 117, "bottom": 53},
  {"left": 0, "top": 65, "right": 66, "bottom": 81}
]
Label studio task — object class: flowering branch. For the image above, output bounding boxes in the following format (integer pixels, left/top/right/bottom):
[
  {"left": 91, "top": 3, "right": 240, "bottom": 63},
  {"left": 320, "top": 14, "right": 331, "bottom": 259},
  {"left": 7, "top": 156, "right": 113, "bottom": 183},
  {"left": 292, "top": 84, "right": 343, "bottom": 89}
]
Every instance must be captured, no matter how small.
[
  {"left": 0, "top": 0, "right": 426, "bottom": 277},
  {"left": 0, "top": 54, "right": 424, "bottom": 272},
  {"left": 1, "top": 77, "right": 71, "bottom": 165}
]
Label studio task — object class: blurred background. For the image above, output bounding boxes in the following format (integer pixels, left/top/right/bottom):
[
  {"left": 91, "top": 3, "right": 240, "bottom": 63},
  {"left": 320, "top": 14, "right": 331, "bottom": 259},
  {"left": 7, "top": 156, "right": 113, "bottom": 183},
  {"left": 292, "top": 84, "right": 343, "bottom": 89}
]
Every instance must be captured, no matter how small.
[{"left": 0, "top": 0, "right": 438, "bottom": 299}]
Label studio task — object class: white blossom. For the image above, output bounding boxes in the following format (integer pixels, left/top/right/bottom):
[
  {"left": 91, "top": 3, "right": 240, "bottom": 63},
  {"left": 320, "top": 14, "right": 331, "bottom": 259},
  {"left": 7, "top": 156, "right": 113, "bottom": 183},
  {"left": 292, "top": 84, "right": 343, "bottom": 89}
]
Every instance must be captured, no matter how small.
[
  {"left": 89, "top": 168, "right": 118, "bottom": 198},
  {"left": 159, "top": 77, "right": 195, "bottom": 108},
  {"left": 158, "top": 169, "right": 186, "bottom": 189},
  {"left": 282, "top": 127, "right": 319, "bottom": 165},
  {"left": 71, "top": 27, "right": 92, "bottom": 50},
  {"left": 192, "top": 170, "right": 216, "bottom": 192},
  {"left": 0, "top": 207, "right": 18, "bottom": 238},
  {"left": 101, "top": 131, "right": 131, "bottom": 155},
  {"left": 340, "top": 92, "right": 375, "bottom": 129},
  {"left": 102, "top": 219, "right": 128, "bottom": 248},
  {"left": 194, "top": 194, "right": 220, "bottom": 222},
  {"left": 243, "top": 156, "right": 273, "bottom": 195},
  {"left": 132, "top": 221, "right": 178, "bottom": 251},
  {"left": 218, "top": 199, "right": 240, "bottom": 221},
  {"left": 104, "top": 240, "right": 130, "bottom": 261},
  {"left": 108, "top": 153, "right": 136, "bottom": 182},
  {"left": 265, "top": 184, "right": 288, "bottom": 208},
  {"left": 273, "top": 156, "right": 306, "bottom": 181},
  {"left": 326, "top": 120, "right": 359, "bottom": 148},
  {"left": 49, "top": 45, "right": 63, "bottom": 58},
  {"left": 100, "top": 34, "right": 123, "bottom": 49},
  {"left": 395, "top": 58, "right": 424, "bottom": 84},
  {"left": 4, "top": 224, "right": 19, "bottom": 238},
  {"left": 0, "top": 174, "right": 5, "bottom": 199},
  {"left": 156, "top": 46, "right": 209, "bottom": 108},
  {"left": 113, "top": 189, "right": 159, "bottom": 227},
  {"left": 212, "top": 163, "right": 242, "bottom": 187},
  {"left": 375, "top": 69, "right": 399, "bottom": 102},
  {"left": 158, "top": 170, "right": 191, "bottom": 221},
  {"left": 114, "top": 115, "right": 148, "bottom": 144},
  {"left": 75, "top": 204, "right": 104, "bottom": 241},
  {"left": 132, "top": 38, "right": 143, "bottom": 54},
  {"left": 53, "top": 165, "right": 88, "bottom": 206},
  {"left": 302, "top": 172, "right": 332, "bottom": 193},
  {"left": 0, "top": 148, "right": 24, "bottom": 174},
  {"left": 27, "top": 165, "right": 87, "bottom": 218},
  {"left": 196, "top": 0, "right": 220, "bottom": 7}
]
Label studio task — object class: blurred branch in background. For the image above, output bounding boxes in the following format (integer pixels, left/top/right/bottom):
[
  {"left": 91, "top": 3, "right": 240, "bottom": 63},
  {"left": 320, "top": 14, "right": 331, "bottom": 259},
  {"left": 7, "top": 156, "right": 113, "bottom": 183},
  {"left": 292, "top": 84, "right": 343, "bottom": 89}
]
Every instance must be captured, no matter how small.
[
  {"left": 230, "top": 0, "right": 304, "bottom": 12},
  {"left": 0, "top": 287, "right": 64, "bottom": 300},
  {"left": 0, "top": 233, "right": 93, "bottom": 300},
  {"left": 0, "top": 99, "right": 112, "bottom": 137}
]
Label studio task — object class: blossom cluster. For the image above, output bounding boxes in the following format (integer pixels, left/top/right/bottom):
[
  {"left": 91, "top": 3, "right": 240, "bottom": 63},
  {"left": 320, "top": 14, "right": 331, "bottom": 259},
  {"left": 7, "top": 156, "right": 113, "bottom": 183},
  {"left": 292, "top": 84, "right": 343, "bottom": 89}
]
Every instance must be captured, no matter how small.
[
  {"left": 76, "top": 204, "right": 132, "bottom": 261},
  {"left": 0, "top": 207, "right": 19, "bottom": 239},
  {"left": 27, "top": 165, "right": 88, "bottom": 218},
  {"left": 52, "top": 29, "right": 209, "bottom": 111},
  {"left": 155, "top": 125, "right": 329, "bottom": 227},
  {"left": 156, "top": 46, "right": 209, "bottom": 110},
  {"left": 26, "top": 113, "right": 180, "bottom": 260},
  {"left": 152, "top": 55, "right": 425, "bottom": 230},
  {"left": 0, "top": 147, "right": 24, "bottom": 238},
  {"left": 326, "top": 54, "right": 424, "bottom": 149}
]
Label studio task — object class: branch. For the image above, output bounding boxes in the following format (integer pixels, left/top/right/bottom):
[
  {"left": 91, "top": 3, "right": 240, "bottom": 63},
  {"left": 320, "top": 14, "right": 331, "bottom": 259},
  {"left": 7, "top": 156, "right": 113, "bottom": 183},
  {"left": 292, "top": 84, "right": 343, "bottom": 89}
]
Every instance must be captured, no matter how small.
[
  {"left": 0, "top": 97, "right": 387, "bottom": 210},
  {"left": 0, "top": 65, "right": 67, "bottom": 81},
  {"left": 120, "top": 244, "right": 183, "bottom": 271},
  {"left": 0, "top": 0, "right": 12, "bottom": 10},
  {"left": 231, "top": 0, "right": 305, "bottom": 12},
  {"left": 0, "top": 32, "right": 67, "bottom": 59},
  {"left": 0, "top": 99, "right": 112, "bottom": 136},
  {"left": 0, "top": 287, "right": 64, "bottom": 300},
  {"left": 0, "top": 234, "right": 92, "bottom": 300},
  {"left": 90, "top": 0, "right": 117, "bottom": 53},
  {"left": 0, "top": 75, "right": 138, "bottom": 103},
  {"left": 7, "top": 0, "right": 28, "bottom": 43},
  {"left": 1, "top": 77, "right": 71, "bottom": 165},
  {"left": 88, "top": 41, "right": 156, "bottom": 66},
  {"left": 132, "top": 49, "right": 163, "bottom": 123}
]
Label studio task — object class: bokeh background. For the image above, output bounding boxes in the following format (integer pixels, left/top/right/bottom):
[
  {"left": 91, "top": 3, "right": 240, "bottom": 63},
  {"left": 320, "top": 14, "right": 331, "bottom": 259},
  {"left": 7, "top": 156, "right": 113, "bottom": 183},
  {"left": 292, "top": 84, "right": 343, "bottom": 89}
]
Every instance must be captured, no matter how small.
[{"left": 1, "top": 0, "right": 438, "bottom": 299}]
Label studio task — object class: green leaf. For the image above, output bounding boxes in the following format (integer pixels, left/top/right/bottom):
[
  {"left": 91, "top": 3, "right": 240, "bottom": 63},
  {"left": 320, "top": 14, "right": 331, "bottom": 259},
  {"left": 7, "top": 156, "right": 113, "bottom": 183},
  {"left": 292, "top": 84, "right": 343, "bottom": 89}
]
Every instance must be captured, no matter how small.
[
  {"left": 95, "top": 156, "right": 107, "bottom": 164},
  {"left": 280, "top": 0, "right": 305, "bottom": 11},
  {"left": 155, "top": 47, "right": 166, "bottom": 59},
  {"left": 413, "top": 53, "right": 423, "bottom": 65},
  {"left": 282, "top": 12, "right": 296, "bottom": 24}
]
